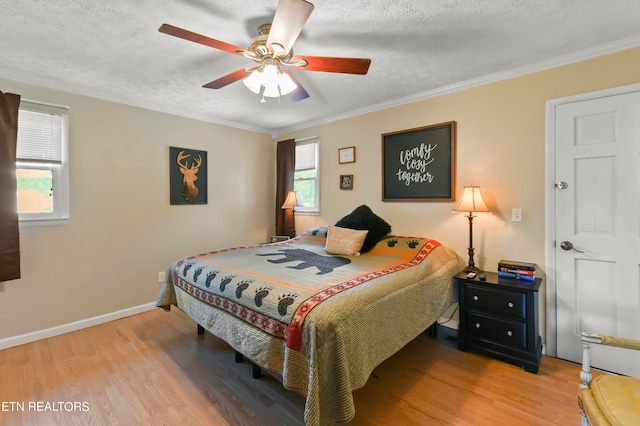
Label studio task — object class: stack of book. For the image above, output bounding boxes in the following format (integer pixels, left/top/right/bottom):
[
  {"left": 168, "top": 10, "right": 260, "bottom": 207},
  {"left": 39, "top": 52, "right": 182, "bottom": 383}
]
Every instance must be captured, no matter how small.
[{"left": 498, "top": 260, "right": 536, "bottom": 282}]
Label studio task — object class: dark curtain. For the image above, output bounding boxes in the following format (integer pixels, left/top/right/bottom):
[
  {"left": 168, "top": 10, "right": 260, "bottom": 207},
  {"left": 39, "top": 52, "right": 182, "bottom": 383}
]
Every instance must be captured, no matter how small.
[
  {"left": 0, "top": 91, "right": 21, "bottom": 282},
  {"left": 275, "top": 139, "right": 295, "bottom": 237}
]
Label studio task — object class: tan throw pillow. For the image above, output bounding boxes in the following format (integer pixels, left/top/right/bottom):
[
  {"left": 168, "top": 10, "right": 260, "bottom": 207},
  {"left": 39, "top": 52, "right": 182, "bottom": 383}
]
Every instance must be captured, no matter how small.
[{"left": 325, "top": 225, "right": 369, "bottom": 256}]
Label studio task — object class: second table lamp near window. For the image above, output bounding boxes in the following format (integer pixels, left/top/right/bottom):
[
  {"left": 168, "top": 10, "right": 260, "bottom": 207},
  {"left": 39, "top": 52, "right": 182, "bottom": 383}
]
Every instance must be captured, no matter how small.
[{"left": 282, "top": 191, "right": 303, "bottom": 238}]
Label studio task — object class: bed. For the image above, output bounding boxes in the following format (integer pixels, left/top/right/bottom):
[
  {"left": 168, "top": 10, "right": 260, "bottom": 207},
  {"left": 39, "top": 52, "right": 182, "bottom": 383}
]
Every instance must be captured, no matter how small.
[{"left": 156, "top": 222, "right": 460, "bottom": 425}]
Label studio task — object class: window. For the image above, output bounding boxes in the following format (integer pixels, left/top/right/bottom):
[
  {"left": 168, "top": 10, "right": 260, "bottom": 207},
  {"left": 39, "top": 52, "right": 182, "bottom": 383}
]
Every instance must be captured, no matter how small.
[
  {"left": 293, "top": 139, "right": 319, "bottom": 214},
  {"left": 16, "top": 108, "right": 69, "bottom": 226}
]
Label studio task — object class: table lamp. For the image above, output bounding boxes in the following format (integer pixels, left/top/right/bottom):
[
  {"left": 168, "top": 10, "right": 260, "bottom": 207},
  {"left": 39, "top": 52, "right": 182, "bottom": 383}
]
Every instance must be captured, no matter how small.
[
  {"left": 453, "top": 185, "right": 490, "bottom": 272},
  {"left": 281, "top": 191, "right": 303, "bottom": 237}
]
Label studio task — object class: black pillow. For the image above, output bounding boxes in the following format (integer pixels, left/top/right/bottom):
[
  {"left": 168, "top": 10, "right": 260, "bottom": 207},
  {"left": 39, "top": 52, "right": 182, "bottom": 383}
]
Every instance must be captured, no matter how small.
[{"left": 335, "top": 205, "right": 391, "bottom": 253}]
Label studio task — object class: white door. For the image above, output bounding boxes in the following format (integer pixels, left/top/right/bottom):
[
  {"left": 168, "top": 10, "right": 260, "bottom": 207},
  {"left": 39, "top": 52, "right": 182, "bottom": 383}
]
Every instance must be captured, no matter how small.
[{"left": 555, "top": 89, "right": 640, "bottom": 376}]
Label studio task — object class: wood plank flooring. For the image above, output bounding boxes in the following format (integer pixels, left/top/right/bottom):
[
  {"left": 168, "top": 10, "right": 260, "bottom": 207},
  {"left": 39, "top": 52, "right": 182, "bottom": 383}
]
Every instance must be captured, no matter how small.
[{"left": 0, "top": 308, "right": 587, "bottom": 425}]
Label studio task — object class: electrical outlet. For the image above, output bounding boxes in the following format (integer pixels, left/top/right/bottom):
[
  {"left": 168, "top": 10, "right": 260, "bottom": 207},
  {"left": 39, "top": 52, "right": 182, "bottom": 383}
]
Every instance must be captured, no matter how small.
[
  {"left": 158, "top": 271, "right": 165, "bottom": 283},
  {"left": 511, "top": 208, "right": 523, "bottom": 222}
]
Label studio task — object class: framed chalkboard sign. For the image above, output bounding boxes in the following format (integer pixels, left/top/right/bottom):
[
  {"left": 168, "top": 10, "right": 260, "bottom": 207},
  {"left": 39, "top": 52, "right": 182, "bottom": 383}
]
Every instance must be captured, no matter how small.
[{"left": 382, "top": 121, "right": 455, "bottom": 201}]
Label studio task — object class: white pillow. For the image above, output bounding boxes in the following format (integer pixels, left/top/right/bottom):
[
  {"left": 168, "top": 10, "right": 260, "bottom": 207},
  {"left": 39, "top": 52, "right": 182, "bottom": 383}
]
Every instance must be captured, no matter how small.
[{"left": 324, "top": 224, "right": 369, "bottom": 256}]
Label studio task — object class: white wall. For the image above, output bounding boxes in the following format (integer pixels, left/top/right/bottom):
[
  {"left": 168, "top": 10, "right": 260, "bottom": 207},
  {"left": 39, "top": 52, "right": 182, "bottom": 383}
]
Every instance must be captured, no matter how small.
[{"left": 0, "top": 78, "right": 274, "bottom": 343}]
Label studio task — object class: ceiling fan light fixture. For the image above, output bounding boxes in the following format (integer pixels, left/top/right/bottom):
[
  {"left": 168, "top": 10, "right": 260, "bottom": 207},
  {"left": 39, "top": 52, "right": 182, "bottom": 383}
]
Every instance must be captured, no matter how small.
[
  {"left": 243, "top": 60, "right": 297, "bottom": 99},
  {"left": 277, "top": 72, "right": 297, "bottom": 95},
  {"left": 262, "top": 63, "right": 279, "bottom": 81},
  {"left": 243, "top": 69, "right": 263, "bottom": 94},
  {"left": 263, "top": 83, "right": 281, "bottom": 98}
]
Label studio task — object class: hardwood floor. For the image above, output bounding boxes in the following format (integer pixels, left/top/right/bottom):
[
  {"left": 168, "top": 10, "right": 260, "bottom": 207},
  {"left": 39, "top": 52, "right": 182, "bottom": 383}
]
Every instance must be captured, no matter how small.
[{"left": 0, "top": 308, "right": 587, "bottom": 425}]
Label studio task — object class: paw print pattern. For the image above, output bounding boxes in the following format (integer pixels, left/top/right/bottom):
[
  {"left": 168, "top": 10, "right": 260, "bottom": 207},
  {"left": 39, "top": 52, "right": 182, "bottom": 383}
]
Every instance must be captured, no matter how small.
[
  {"left": 182, "top": 262, "right": 195, "bottom": 276},
  {"left": 387, "top": 239, "right": 398, "bottom": 247},
  {"left": 311, "top": 228, "right": 328, "bottom": 237},
  {"left": 219, "top": 276, "right": 234, "bottom": 292},
  {"left": 235, "top": 280, "right": 253, "bottom": 298},
  {"left": 192, "top": 267, "right": 205, "bottom": 282},
  {"left": 254, "top": 287, "right": 272, "bottom": 307},
  {"left": 277, "top": 293, "right": 297, "bottom": 316},
  {"left": 407, "top": 240, "right": 419, "bottom": 249},
  {"left": 204, "top": 270, "right": 219, "bottom": 288}
]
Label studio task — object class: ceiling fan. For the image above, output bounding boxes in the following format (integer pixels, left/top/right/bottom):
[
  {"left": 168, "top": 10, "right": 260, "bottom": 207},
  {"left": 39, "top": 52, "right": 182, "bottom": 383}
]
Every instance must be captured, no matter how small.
[{"left": 159, "top": 0, "right": 371, "bottom": 102}]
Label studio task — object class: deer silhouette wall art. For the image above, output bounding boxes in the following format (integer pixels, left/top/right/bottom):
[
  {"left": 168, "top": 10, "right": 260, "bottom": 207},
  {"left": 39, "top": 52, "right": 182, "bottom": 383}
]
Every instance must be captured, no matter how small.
[{"left": 169, "top": 147, "right": 208, "bottom": 205}]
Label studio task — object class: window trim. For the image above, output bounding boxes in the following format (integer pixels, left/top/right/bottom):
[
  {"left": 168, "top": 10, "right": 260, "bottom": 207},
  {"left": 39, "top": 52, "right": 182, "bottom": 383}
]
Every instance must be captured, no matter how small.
[{"left": 17, "top": 110, "right": 69, "bottom": 227}]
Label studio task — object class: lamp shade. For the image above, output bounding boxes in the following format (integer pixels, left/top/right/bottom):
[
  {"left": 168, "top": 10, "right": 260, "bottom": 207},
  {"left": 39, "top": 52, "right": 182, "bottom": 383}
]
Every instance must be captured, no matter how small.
[
  {"left": 277, "top": 72, "right": 297, "bottom": 96},
  {"left": 242, "top": 70, "right": 263, "bottom": 94},
  {"left": 453, "top": 185, "right": 490, "bottom": 213},
  {"left": 262, "top": 83, "right": 281, "bottom": 98},
  {"left": 281, "top": 191, "right": 303, "bottom": 209}
]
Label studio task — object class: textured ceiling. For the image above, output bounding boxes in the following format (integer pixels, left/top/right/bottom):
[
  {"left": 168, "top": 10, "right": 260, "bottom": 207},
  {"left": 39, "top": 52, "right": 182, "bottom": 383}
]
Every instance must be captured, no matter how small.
[{"left": 2, "top": 0, "right": 640, "bottom": 135}]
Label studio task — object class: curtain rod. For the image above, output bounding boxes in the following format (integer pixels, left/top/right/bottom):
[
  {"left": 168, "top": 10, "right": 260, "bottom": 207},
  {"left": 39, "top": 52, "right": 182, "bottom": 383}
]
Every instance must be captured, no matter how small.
[
  {"left": 20, "top": 98, "right": 70, "bottom": 111},
  {"left": 295, "top": 135, "right": 318, "bottom": 142}
]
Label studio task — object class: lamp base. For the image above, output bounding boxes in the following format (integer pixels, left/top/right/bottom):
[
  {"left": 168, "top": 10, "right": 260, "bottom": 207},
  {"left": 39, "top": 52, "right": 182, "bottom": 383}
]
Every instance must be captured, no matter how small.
[
  {"left": 284, "top": 208, "right": 296, "bottom": 239},
  {"left": 464, "top": 245, "right": 480, "bottom": 273}
]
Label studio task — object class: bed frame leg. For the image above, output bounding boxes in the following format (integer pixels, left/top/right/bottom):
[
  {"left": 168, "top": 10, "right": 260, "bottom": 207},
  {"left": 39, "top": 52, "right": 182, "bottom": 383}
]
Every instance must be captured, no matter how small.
[
  {"left": 427, "top": 322, "right": 438, "bottom": 338},
  {"left": 194, "top": 324, "right": 261, "bottom": 379},
  {"left": 234, "top": 351, "right": 261, "bottom": 378},
  {"left": 251, "top": 363, "right": 262, "bottom": 379}
]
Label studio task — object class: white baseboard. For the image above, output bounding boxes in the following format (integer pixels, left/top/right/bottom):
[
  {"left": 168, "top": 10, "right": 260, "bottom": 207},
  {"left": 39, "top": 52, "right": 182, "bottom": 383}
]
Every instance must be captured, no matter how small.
[
  {"left": 438, "top": 318, "right": 460, "bottom": 330},
  {"left": 0, "top": 302, "right": 157, "bottom": 351},
  {"left": 437, "top": 302, "right": 460, "bottom": 330}
]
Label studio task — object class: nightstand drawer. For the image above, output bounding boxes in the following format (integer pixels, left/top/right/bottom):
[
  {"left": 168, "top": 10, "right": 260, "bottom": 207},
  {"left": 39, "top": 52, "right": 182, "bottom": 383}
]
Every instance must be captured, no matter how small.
[
  {"left": 465, "top": 312, "right": 527, "bottom": 349},
  {"left": 463, "top": 283, "right": 526, "bottom": 320}
]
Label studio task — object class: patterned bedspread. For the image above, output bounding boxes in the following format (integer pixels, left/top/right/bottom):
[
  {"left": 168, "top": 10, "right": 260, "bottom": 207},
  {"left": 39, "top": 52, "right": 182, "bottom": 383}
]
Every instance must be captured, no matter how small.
[{"left": 157, "top": 227, "right": 460, "bottom": 425}]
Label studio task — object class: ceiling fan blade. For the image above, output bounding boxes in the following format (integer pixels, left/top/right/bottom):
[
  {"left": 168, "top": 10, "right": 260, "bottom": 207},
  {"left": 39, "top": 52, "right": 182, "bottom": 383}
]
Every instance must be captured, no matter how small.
[
  {"left": 290, "top": 56, "right": 371, "bottom": 75},
  {"left": 159, "top": 24, "right": 252, "bottom": 56},
  {"left": 203, "top": 67, "right": 256, "bottom": 89},
  {"left": 267, "top": 0, "right": 314, "bottom": 56},
  {"left": 283, "top": 70, "right": 309, "bottom": 102}
]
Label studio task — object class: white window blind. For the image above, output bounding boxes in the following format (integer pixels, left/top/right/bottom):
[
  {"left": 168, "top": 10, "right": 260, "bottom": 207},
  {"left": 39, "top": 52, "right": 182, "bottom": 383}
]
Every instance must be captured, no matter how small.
[
  {"left": 16, "top": 109, "right": 63, "bottom": 164},
  {"left": 293, "top": 139, "right": 319, "bottom": 214},
  {"left": 295, "top": 142, "right": 316, "bottom": 171}
]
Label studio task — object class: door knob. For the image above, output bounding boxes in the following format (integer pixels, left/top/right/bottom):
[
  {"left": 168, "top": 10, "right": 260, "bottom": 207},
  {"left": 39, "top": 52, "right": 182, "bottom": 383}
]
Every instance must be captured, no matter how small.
[
  {"left": 560, "top": 241, "right": 584, "bottom": 253},
  {"left": 555, "top": 181, "right": 568, "bottom": 189}
]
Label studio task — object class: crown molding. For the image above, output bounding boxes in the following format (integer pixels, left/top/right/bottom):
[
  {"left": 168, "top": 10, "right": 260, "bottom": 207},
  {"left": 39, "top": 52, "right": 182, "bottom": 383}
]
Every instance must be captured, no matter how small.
[{"left": 275, "top": 35, "right": 640, "bottom": 134}]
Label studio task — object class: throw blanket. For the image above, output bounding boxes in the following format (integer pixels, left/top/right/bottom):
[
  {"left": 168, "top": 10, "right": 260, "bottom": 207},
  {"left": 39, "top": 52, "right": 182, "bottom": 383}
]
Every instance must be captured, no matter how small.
[
  {"left": 165, "top": 227, "right": 441, "bottom": 351},
  {"left": 157, "top": 227, "right": 460, "bottom": 426}
]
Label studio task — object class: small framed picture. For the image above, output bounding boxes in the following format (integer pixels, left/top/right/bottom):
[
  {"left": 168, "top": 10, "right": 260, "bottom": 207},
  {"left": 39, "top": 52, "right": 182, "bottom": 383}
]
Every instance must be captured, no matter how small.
[
  {"left": 340, "top": 174, "right": 353, "bottom": 190},
  {"left": 338, "top": 146, "right": 356, "bottom": 164}
]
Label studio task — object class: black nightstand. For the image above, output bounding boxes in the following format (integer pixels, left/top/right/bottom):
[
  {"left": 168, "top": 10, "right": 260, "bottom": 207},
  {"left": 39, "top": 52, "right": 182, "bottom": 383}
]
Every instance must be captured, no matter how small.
[{"left": 455, "top": 271, "right": 542, "bottom": 374}]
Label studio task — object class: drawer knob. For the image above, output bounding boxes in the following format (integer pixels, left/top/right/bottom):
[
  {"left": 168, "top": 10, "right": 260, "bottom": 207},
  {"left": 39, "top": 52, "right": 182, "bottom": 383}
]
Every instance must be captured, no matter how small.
[
  {"left": 475, "top": 323, "right": 481, "bottom": 328},
  {"left": 507, "top": 302, "right": 514, "bottom": 308},
  {"left": 506, "top": 330, "right": 513, "bottom": 337},
  {"left": 473, "top": 295, "right": 479, "bottom": 301}
]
